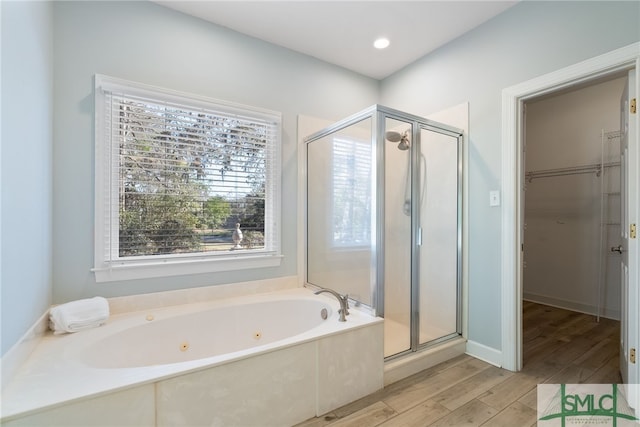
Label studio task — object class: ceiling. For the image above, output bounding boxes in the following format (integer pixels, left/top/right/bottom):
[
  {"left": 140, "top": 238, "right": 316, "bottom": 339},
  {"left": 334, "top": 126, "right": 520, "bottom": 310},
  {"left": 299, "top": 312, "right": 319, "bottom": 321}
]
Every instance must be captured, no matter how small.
[{"left": 155, "top": 1, "right": 518, "bottom": 80}]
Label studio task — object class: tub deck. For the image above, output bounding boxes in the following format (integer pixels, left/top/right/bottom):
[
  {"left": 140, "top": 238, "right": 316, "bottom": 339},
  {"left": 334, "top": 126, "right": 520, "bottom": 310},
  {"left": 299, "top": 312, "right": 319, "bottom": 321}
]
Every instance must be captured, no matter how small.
[{"left": 0, "top": 288, "right": 383, "bottom": 425}]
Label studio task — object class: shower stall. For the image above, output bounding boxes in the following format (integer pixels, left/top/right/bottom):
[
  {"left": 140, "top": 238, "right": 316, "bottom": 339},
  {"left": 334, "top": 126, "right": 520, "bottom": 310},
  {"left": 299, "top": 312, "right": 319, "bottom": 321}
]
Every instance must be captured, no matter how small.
[{"left": 305, "top": 105, "right": 463, "bottom": 359}]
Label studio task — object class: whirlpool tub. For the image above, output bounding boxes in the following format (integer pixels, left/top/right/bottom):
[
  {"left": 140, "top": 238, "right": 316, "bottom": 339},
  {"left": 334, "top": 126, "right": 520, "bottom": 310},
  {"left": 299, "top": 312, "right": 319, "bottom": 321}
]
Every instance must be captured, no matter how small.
[{"left": 0, "top": 287, "right": 384, "bottom": 426}]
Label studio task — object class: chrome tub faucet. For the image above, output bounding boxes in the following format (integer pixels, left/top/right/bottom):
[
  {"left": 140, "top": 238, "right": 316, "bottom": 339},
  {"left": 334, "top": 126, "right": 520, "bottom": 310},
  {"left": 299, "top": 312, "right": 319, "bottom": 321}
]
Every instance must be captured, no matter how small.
[{"left": 314, "top": 288, "right": 350, "bottom": 322}]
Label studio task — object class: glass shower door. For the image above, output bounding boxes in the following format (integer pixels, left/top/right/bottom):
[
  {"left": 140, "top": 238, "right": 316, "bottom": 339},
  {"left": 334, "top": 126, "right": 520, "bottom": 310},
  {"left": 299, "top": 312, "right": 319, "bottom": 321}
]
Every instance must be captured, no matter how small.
[{"left": 417, "top": 126, "right": 461, "bottom": 345}]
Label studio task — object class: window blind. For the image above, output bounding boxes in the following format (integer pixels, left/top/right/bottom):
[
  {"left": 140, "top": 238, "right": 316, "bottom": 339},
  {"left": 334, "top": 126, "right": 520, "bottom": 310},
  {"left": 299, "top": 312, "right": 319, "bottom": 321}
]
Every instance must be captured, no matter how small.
[
  {"left": 332, "top": 137, "right": 372, "bottom": 246},
  {"left": 96, "top": 78, "right": 281, "bottom": 267}
]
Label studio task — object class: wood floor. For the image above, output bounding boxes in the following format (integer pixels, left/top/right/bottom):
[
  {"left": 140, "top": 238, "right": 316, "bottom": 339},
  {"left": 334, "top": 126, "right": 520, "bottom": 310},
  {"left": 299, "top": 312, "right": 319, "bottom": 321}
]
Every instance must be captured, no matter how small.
[{"left": 296, "top": 302, "right": 620, "bottom": 427}]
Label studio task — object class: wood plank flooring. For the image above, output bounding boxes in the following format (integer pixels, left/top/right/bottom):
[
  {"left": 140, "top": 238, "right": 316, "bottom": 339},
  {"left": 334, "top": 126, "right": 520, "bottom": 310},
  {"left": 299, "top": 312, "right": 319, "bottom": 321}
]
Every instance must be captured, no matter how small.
[{"left": 296, "top": 302, "right": 620, "bottom": 427}]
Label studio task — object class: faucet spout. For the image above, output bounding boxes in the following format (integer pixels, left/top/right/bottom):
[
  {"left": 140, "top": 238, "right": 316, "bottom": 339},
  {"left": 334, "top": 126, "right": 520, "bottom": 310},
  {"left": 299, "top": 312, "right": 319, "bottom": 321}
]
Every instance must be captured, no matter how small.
[{"left": 314, "top": 288, "right": 350, "bottom": 322}]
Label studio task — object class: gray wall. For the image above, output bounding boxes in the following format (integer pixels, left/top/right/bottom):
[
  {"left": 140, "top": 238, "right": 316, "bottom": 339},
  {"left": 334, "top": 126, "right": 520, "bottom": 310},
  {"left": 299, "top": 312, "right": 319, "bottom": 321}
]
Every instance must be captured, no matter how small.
[
  {"left": 380, "top": 1, "right": 640, "bottom": 351},
  {"left": 1, "top": 1, "right": 54, "bottom": 355}
]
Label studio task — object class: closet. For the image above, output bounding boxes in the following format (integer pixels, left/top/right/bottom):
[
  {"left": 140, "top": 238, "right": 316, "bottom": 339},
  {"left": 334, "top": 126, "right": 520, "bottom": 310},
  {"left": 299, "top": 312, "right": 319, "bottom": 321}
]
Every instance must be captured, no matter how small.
[{"left": 523, "top": 75, "right": 627, "bottom": 321}]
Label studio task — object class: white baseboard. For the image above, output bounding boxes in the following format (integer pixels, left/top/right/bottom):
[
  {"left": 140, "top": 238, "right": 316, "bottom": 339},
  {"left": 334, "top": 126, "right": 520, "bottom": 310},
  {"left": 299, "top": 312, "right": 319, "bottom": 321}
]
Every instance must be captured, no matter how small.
[
  {"left": 1, "top": 310, "right": 49, "bottom": 390},
  {"left": 523, "top": 292, "right": 620, "bottom": 320},
  {"left": 466, "top": 340, "right": 502, "bottom": 367}
]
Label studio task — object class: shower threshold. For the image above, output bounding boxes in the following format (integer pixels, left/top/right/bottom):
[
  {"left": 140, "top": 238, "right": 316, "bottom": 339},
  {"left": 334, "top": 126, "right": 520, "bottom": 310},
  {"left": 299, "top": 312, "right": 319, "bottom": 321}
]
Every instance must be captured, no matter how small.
[{"left": 383, "top": 336, "right": 466, "bottom": 386}]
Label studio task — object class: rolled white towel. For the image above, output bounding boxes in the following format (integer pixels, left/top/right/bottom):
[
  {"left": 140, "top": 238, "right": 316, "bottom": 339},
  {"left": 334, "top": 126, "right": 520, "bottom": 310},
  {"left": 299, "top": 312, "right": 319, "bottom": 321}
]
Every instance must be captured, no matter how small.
[{"left": 49, "top": 296, "right": 110, "bottom": 335}]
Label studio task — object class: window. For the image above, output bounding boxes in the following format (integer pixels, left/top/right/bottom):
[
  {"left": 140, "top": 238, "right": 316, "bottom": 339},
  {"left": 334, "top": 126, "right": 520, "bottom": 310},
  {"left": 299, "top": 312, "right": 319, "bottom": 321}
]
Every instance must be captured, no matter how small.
[
  {"left": 332, "top": 137, "right": 371, "bottom": 247},
  {"left": 94, "top": 75, "right": 281, "bottom": 282}
]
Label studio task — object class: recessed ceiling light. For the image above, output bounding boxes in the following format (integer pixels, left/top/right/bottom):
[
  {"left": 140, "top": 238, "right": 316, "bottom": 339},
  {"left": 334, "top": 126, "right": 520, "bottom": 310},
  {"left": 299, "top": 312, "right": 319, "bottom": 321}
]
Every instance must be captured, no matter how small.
[{"left": 373, "top": 38, "right": 390, "bottom": 49}]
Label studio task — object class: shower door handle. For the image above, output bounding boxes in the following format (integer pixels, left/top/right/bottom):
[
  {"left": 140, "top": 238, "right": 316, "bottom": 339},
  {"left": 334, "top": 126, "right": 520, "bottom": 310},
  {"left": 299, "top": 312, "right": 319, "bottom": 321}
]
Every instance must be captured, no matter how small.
[{"left": 417, "top": 227, "right": 422, "bottom": 246}]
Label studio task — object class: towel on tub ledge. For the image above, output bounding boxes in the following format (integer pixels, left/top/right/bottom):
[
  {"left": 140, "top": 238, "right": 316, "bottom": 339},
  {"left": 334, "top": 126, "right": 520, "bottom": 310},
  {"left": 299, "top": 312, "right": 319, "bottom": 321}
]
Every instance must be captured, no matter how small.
[{"left": 49, "top": 296, "right": 110, "bottom": 335}]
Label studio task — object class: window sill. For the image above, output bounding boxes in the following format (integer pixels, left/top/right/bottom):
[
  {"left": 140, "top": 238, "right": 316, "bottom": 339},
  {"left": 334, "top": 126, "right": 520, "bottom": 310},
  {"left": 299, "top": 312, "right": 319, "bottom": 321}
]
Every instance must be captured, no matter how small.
[{"left": 93, "top": 253, "right": 283, "bottom": 283}]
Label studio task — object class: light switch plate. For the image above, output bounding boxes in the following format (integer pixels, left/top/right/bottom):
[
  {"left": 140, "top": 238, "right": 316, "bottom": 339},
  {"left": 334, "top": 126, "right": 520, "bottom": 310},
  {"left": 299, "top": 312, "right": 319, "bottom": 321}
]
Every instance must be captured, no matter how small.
[{"left": 489, "top": 190, "right": 500, "bottom": 207}]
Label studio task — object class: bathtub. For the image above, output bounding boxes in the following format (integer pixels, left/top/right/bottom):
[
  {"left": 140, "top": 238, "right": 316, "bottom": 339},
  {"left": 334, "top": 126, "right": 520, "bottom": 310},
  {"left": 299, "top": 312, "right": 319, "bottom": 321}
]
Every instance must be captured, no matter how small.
[{"left": 0, "top": 287, "right": 384, "bottom": 426}]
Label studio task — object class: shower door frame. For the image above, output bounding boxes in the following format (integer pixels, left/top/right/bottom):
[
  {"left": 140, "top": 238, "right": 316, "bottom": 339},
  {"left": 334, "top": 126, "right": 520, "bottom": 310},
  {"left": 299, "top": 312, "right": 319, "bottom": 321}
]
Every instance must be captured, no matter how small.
[
  {"left": 303, "top": 104, "right": 464, "bottom": 358},
  {"left": 377, "top": 106, "right": 464, "bottom": 358}
]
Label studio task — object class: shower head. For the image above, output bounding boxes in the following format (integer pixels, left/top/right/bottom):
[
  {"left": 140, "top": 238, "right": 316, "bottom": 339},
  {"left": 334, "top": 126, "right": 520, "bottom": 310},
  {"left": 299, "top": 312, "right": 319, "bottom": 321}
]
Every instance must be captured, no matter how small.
[
  {"left": 386, "top": 130, "right": 410, "bottom": 150},
  {"left": 385, "top": 130, "right": 403, "bottom": 142}
]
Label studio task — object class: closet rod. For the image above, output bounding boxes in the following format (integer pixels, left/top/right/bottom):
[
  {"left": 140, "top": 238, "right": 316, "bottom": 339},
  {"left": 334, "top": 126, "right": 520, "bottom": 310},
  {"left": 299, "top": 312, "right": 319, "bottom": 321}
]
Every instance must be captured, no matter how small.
[{"left": 526, "top": 162, "right": 620, "bottom": 182}]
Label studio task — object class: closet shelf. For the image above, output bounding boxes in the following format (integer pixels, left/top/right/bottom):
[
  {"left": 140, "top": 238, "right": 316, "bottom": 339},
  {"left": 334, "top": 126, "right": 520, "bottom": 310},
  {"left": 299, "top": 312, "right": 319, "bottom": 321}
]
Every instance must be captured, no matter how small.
[{"left": 526, "top": 162, "right": 621, "bottom": 182}]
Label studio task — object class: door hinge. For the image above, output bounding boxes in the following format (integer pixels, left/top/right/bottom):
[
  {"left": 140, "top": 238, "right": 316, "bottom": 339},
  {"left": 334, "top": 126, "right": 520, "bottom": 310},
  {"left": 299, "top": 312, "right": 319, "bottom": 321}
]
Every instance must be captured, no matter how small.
[
  {"left": 631, "top": 348, "right": 636, "bottom": 364},
  {"left": 631, "top": 98, "right": 637, "bottom": 114},
  {"left": 631, "top": 223, "right": 637, "bottom": 239}
]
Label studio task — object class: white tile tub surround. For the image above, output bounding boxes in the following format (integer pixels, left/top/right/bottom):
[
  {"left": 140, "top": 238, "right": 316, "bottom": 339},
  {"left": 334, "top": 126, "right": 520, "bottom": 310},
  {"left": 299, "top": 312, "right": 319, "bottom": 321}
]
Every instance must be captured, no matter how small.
[
  {"left": 156, "top": 322, "right": 385, "bottom": 427},
  {"left": 317, "top": 322, "right": 385, "bottom": 415},
  {"left": 0, "top": 286, "right": 383, "bottom": 426},
  {"left": 107, "top": 275, "right": 299, "bottom": 315},
  {"left": 2, "top": 384, "right": 155, "bottom": 427},
  {"left": 0, "top": 311, "right": 50, "bottom": 390},
  {"left": 156, "top": 342, "right": 317, "bottom": 426}
]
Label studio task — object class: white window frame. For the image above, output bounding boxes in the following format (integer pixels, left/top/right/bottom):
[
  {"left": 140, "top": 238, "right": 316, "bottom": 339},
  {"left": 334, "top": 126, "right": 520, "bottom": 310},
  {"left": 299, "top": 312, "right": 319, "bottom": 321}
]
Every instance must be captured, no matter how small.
[{"left": 93, "top": 75, "right": 282, "bottom": 282}]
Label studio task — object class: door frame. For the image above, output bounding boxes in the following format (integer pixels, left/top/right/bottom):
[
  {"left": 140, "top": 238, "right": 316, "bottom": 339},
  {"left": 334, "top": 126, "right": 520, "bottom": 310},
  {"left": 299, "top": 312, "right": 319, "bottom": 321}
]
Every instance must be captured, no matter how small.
[{"left": 501, "top": 43, "right": 640, "bottom": 374}]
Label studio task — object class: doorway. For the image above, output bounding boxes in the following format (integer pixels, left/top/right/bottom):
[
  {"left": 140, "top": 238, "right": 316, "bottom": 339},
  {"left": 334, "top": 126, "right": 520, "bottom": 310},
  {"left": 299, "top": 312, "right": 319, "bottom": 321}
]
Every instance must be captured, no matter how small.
[
  {"left": 521, "top": 76, "right": 627, "bottom": 372},
  {"left": 500, "top": 42, "right": 639, "bottom": 402},
  {"left": 520, "top": 75, "right": 627, "bottom": 377}
]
